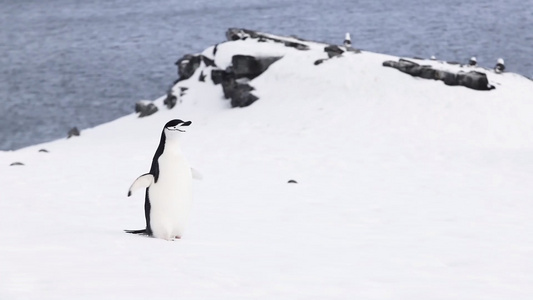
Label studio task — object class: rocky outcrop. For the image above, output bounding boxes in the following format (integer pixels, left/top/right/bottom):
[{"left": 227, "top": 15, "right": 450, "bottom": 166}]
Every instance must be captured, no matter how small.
[
  {"left": 219, "top": 69, "right": 236, "bottom": 99},
  {"left": 163, "top": 93, "right": 177, "bottom": 109},
  {"left": 211, "top": 69, "right": 225, "bottom": 85},
  {"left": 206, "top": 52, "right": 281, "bottom": 107},
  {"left": 135, "top": 101, "right": 158, "bottom": 117},
  {"left": 169, "top": 28, "right": 369, "bottom": 109},
  {"left": 201, "top": 55, "right": 216, "bottom": 67},
  {"left": 198, "top": 70, "right": 206, "bottom": 82},
  {"left": 226, "top": 28, "right": 310, "bottom": 51},
  {"left": 175, "top": 55, "right": 201, "bottom": 81},
  {"left": 67, "top": 127, "right": 80, "bottom": 138},
  {"left": 324, "top": 45, "right": 344, "bottom": 58},
  {"left": 209, "top": 67, "right": 259, "bottom": 108},
  {"left": 383, "top": 59, "right": 495, "bottom": 91},
  {"left": 232, "top": 55, "right": 282, "bottom": 79},
  {"left": 230, "top": 83, "right": 259, "bottom": 107}
]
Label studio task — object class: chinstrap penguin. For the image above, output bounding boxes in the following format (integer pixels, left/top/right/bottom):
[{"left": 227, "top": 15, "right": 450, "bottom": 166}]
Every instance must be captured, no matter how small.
[{"left": 126, "top": 119, "right": 193, "bottom": 240}]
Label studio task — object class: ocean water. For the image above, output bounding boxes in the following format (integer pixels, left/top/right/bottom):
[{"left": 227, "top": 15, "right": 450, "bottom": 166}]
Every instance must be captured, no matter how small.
[{"left": 1, "top": 0, "right": 532, "bottom": 150}]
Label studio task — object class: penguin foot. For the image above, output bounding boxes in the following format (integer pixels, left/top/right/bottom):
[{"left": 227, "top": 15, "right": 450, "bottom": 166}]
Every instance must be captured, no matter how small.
[{"left": 125, "top": 229, "right": 149, "bottom": 235}]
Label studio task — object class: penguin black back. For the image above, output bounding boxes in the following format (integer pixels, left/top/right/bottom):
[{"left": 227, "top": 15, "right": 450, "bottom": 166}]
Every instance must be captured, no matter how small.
[{"left": 150, "top": 130, "right": 166, "bottom": 183}]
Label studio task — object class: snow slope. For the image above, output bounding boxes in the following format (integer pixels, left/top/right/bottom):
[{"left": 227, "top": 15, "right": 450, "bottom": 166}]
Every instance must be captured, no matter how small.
[{"left": 1, "top": 33, "right": 533, "bottom": 299}]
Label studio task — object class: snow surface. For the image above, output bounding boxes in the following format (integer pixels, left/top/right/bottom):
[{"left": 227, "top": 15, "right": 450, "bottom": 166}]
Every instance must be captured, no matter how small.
[{"left": 1, "top": 35, "right": 533, "bottom": 299}]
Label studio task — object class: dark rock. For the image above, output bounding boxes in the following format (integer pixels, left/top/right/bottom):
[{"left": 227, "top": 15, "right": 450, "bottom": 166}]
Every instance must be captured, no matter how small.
[
  {"left": 38, "top": 149, "right": 49, "bottom": 153},
  {"left": 232, "top": 55, "right": 282, "bottom": 79},
  {"left": 226, "top": 28, "right": 248, "bottom": 41},
  {"left": 67, "top": 127, "right": 80, "bottom": 138},
  {"left": 382, "top": 60, "right": 397, "bottom": 68},
  {"left": 383, "top": 59, "right": 420, "bottom": 75},
  {"left": 179, "top": 87, "right": 188, "bottom": 97},
  {"left": 213, "top": 44, "right": 218, "bottom": 55},
  {"left": 407, "top": 65, "right": 424, "bottom": 77},
  {"left": 226, "top": 28, "right": 308, "bottom": 50},
  {"left": 135, "top": 101, "right": 158, "bottom": 118},
  {"left": 175, "top": 54, "right": 201, "bottom": 81},
  {"left": 287, "top": 179, "right": 298, "bottom": 184},
  {"left": 384, "top": 59, "right": 495, "bottom": 91},
  {"left": 284, "top": 41, "right": 310, "bottom": 50},
  {"left": 457, "top": 71, "right": 494, "bottom": 90},
  {"left": 437, "top": 71, "right": 459, "bottom": 86},
  {"left": 418, "top": 66, "right": 438, "bottom": 80},
  {"left": 230, "top": 83, "right": 259, "bottom": 108},
  {"left": 324, "top": 45, "right": 344, "bottom": 58},
  {"left": 216, "top": 67, "right": 258, "bottom": 106},
  {"left": 163, "top": 93, "right": 177, "bottom": 109},
  {"left": 10, "top": 162, "right": 24, "bottom": 166},
  {"left": 314, "top": 59, "right": 326, "bottom": 65},
  {"left": 201, "top": 55, "right": 216, "bottom": 67},
  {"left": 211, "top": 69, "right": 225, "bottom": 85},
  {"left": 221, "top": 73, "right": 237, "bottom": 99},
  {"left": 199, "top": 70, "right": 206, "bottom": 82},
  {"left": 226, "top": 28, "right": 260, "bottom": 41}
]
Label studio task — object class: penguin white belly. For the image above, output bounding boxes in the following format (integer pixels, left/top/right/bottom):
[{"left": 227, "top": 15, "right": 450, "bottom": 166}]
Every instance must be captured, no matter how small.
[{"left": 149, "top": 150, "right": 192, "bottom": 240}]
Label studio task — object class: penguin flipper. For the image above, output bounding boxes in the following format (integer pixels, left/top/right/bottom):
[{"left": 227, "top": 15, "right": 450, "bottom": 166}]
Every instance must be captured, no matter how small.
[{"left": 127, "top": 173, "right": 154, "bottom": 197}]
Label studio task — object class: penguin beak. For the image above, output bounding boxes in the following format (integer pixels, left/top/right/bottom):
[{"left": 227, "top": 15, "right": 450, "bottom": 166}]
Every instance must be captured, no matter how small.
[
  {"left": 168, "top": 126, "right": 186, "bottom": 132},
  {"left": 177, "top": 121, "right": 191, "bottom": 132}
]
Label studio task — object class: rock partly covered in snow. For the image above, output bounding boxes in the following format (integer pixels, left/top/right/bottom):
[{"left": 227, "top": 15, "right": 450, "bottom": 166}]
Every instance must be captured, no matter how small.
[
  {"left": 175, "top": 55, "right": 202, "bottom": 82},
  {"left": 134, "top": 100, "right": 158, "bottom": 117},
  {"left": 383, "top": 59, "right": 495, "bottom": 91},
  {"left": 67, "top": 127, "right": 80, "bottom": 138},
  {"left": 232, "top": 55, "right": 282, "bottom": 80},
  {"left": 226, "top": 28, "right": 311, "bottom": 51},
  {"left": 157, "top": 28, "right": 527, "bottom": 115},
  {"left": 170, "top": 29, "right": 293, "bottom": 108}
]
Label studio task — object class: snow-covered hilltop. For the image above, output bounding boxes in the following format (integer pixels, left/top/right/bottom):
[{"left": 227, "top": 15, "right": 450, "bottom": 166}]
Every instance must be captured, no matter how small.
[
  {"left": 134, "top": 28, "right": 531, "bottom": 117},
  {"left": 1, "top": 29, "right": 533, "bottom": 299}
]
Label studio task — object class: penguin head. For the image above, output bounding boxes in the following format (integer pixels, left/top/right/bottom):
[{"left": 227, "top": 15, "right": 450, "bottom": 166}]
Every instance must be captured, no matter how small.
[{"left": 163, "top": 119, "right": 192, "bottom": 138}]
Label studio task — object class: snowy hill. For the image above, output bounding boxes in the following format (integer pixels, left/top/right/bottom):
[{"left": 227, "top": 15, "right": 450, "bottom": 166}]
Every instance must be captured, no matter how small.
[{"left": 1, "top": 29, "right": 533, "bottom": 299}]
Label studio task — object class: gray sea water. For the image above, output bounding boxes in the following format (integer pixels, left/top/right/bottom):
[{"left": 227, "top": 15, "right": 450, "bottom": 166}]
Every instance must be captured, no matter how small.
[{"left": 1, "top": 0, "right": 532, "bottom": 150}]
